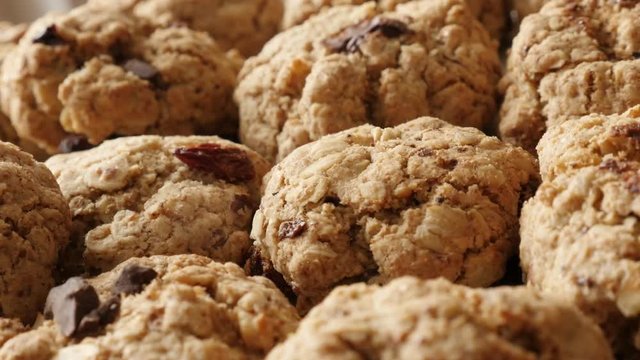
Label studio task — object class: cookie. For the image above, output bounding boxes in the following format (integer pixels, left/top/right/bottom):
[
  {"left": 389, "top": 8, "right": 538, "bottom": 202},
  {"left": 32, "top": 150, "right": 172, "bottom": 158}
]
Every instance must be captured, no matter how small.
[
  {"left": 520, "top": 161, "right": 640, "bottom": 355},
  {"left": 268, "top": 277, "right": 613, "bottom": 360},
  {"left": 0, "top": 5, "right": 239, "bottom": 155},
  {"left": 235, "top": 0, "right": 501, "bottom": 162},
  {"left": 0, "top": 318, "right": 26, "bottom": 348},
  {"left": 45, "top": 135, "right": 270, "bottom": 275},
  {"left": 249, "top": 117, "right": 538, "bottom": 311},
  {"left": 509, "top": 0, "right": 546, "bottom": 23},
  {"left": 88, "top": 0, "right": 283, "bottom": 56},
  {"left": 0, "top": 141, "right": 71, "bottom": 324},
  {"left": 0, "top": 22, "right": 48, "bottom": 160},
  {"left": 282, "top": 0, "right": 506, "bottom": 39},
  {"left": 537, "top": 105, "right": 640, "bottom": 181},
  {"left": 0, "top": 255, "right": 300, "bottom": 359},
  {"left": 499, "top": 0, "right": 640, "bottom": 153}
]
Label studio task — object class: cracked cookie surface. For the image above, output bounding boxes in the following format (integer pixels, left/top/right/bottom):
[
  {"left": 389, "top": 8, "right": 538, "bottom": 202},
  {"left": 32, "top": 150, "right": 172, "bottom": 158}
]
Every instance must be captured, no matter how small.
[
  {"left": 282, "top": 0, "right": 506, "bottom": 39},
  {"left": 268, "top": 277, "right": 613, "bottom": 360},
  {"left": 249, "top": 117, "right": 538, "bottom": 310},
  {"left": 235, "top": 0, "right": 501, "bottom": 162},
  {"left": 521, "top": 161, "right": 640, "bottom": 356},
  {"left": 88, "top": 0, "right": 283, "bottom": 56},
  {"left": 0, "top": 5, "right": 239, "bottom": 154},
  {"left": 499, "top": 0, "right": 640, "bottom": 153},
  {"left": 0, "top": 255, "right": 300, "bottom": 360},
  {"left": 45, "top": 135, "right": 269, "bottom": 275},
  {"left": 0, "top": 141, "right": 71, "bottom": 324}
]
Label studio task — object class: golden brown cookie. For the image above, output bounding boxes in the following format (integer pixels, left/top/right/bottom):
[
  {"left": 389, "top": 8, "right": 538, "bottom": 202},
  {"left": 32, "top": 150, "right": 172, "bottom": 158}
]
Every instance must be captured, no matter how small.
[
  {"left": 1, "top": 5, "right": 239, "bottom": 154},
  {"left": 268, "top": 277, "right": 613, "bottom": 360},
  {"left": 235, "top": 0, "right": 501, "bottom": 162},
  {"left": 0, "top": 141, "right": 71, "bottom": 324},
  {"left": 0, "top": 255, "right": 300, "bottom": 359},
  {"left": 499, "top": 0, "right": 640, "bottom": 153},
  {"left": 249, "top": 117, "right": 538, "bottom": 311},
  {"left": 45, "top": 135, "right": 269, "bottom": 275}
]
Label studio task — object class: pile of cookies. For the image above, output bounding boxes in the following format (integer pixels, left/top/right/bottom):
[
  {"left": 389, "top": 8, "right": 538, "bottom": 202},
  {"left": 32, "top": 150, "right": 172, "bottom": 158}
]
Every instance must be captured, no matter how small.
[{"left": 0, "top": 0, "right": 637, "bottom": 358}]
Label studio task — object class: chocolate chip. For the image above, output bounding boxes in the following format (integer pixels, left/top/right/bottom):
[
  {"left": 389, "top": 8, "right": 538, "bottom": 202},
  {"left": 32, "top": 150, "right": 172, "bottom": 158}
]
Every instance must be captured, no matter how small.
[
  {"left": 323, "top": 16, "right": 412, "bottom": 53},
  {"left": 113, "top": 264, "right": 158, "bottom": 296},
  {"left": 230, "top": 194, "right": 252, "bottom": 212},
  {"left": 44, "top": 277, "right": 100, "bottom": 337},
  {"left": 244, "top": 247, "right": 297, "bottom": 304},
  {"left": 58, "top": 134, "right": 94, "bottom": 153},
  {"left": 33, "top": 25, "right": 66, "bottom": 46},
  {"left": 76, "top": 296, "right": 121, "bottom": 335},
  {"left": 174, "top": 143, "right": 256, "bottom": 183},
  {"left": 122, "top": 59, "right": 159, "bottom": 80},
  {"left": 278, "top": 219, "right": 307, "bottom": 239}
]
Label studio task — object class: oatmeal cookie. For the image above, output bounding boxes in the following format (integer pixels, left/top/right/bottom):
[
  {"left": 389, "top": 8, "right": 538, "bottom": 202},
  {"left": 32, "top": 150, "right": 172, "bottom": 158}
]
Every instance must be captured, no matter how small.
[
  {"left": 0, "top": 255, "right": 300, "bottom": 360},
  {"left": 88, "top": 0, "right": 282, "bottom": 56},
  {"left": 0, "top": 318, "right": 27, "bottom": 348},
  {"left": 509, "top": 0, "right": 546, "bottom": 23},
  {"left": 282, "top": 0, "right": 506, "bottom": 39},
  {"left": 45, "top": 135, "right": 269, "bottom": 275},
  {"left": 0, "top": 141, "right": 71, "bottom": 324},
  {"left": 235, "top": 0, "right": 501, "bottom": 162},
  {"left": 499, "top": 0, "right": 640, "bottom": 153},
  {"left": 537, "top": 105, "right": 640, "bottom": 181},
  {"left": 268, "top": 277, "right": 613, "bottom": 360},
  {"left": 249, "top": 117, "right": 538, "bottom": 310},
  {"left": 1, "top": 5, "right": 239, "bottom": 154},
  {"left": 521, "top": 160, "right": 640, "bottom": 355}
]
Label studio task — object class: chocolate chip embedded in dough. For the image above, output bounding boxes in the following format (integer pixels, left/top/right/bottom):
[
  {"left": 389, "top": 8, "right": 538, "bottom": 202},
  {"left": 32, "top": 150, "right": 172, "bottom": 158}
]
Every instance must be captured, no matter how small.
[
  {"left": 112, "top": 264, "right": 158, "bottom": 296},
  {"left": 44, "top": 277, "right": 100, "bottom": 337}
]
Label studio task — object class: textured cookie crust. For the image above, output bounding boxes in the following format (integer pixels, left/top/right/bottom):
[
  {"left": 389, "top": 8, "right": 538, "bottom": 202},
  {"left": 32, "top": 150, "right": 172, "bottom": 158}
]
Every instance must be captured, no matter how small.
[
  {"left": 537, "top": 106, "right": 640, "bottom": 181},
  {"left": 1, "top": 5, "right": 239, "bottom": 154},
  {"left": 88, "top": 0, "right": 283, "bottom": 56},
  {"left": 45, "top": 135, "right": 269, "bottom": 274},
  {"left": 499, "top": 0, "right": 640, "bottom": 153},
  {"left": 0, "top": 141, "right": 71, "bottom": 324},
  {"left": 520, "top": 162, "right": 640, "bottom": 355},
  {"left": 250, "top": 117, "right": 538, "bottom": 310},
  {"left": 235, "top": 0, "right": 501, "bottom": 162},
  {"left": 0, "top": 318, "right": 27, "bottom": 348},
  {"left": 268, "top": 277, "right": 613, "bottom": 360},
  {"left": 509, "top": 0, "right": 546, "bottom": 23},
  {"left": 0, "top": 255, "right": 300, "bottom": 360},
  {"left": 282, "top": 0, "right": 506, "bottom": 39}
]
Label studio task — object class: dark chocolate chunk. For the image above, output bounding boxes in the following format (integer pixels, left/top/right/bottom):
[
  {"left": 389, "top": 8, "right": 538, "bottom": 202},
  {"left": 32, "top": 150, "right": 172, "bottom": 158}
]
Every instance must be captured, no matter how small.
[
  {"left": 174, "top": 143, "right": 256, "bottom": 183},
  {"left": 278, "top": 219, "right": 307, "bottom": 239},
  {"left": 323, "top": 16, "right": 412, "bottom": 53},
  {"left": 123, "top": 59, "right": 159, "bottom": 80},
  {"left": 33, "top": 25, "right": 66, "bottom": 46},
  {"left": 113, "top": 264, "right": 158, "bottom": 296},
  {"left": 76, "top": 295, "right": 121, "bottom": 335},
  {"left": 58, "top": 134, "right": 94, "bottom": 153},
  {"left": 44, "top": 277, "right": 100, "bottom": 337}
]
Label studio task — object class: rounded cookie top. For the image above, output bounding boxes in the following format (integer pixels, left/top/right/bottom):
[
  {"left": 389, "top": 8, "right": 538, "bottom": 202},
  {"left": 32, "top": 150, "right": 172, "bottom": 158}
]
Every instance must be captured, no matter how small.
[
  {"left": 282, "top": 0, "right": 506, "bottom": 39},
  {"left": 0, "top": 141, "right": 71, "bottom": 324},
  {"left": 499, "top": 0, "right": 640, "bottom": 152},
  {"left": 520, "top": 161, "right": 640, "bottom": 355},
  {"left": 88, "top": 0, "right": 283, "bottom": 56},
  {"left": 235, "top": 0, "right": 501, "bottom": 162},
  {"left": 1, "top": 4, "right": 239, "bottom": 154},
  {"left": 249, "top": 117, "right": 538, "bottom": 310},
  {"left": 0, "top": 255, "right": 300, "bottom": 360},
  {"left": 267, "top": 277, "right": 613, "bottom": 360},
  {"left": 45, "top": 135, "right": 270, "bottom": 274},
  {"left": 537, "top": 105, "right": 640, "bottom": 181}
]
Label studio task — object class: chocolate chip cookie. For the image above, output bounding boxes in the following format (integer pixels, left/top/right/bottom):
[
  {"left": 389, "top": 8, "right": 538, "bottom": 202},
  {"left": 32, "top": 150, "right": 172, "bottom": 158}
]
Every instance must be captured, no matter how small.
[
  {"left": 249, "top": 117, "right": 538, "bottom": 311},
  {"left": 282, "top": 0, "right": 506, "bottom": 39},
  {"left": 235, "top": 0, "right": 501, "bottom": 162},
  {"left": 88, "top": 0, "right": 283, "bottom": 56},
  {"left": 537, "top": 105, "right": 640, "bottom": 181},
  {"left": 0, "top": 141, "right": 71, "bottom": 324},
  {"left": 0, "top": 255, "right": 300, "bottom": 359},
  {"left": 1, "top": 5, "right": 239, "bottom": 155},
  {"left": 45, "top": 135, "right": 269, "bottom": 275},
  {"left": 499, "top": 0, "right": 640, "bottom": 153},
  {"left": 268, "top": 277, "right": 613, "bottom": 360}
]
